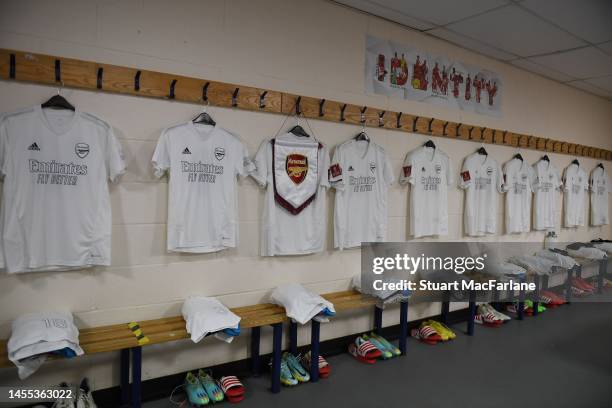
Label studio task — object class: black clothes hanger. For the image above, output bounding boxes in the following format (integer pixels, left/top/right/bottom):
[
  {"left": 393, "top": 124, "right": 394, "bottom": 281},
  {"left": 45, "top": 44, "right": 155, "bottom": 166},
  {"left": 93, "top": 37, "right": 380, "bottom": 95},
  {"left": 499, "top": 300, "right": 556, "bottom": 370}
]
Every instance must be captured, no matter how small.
[
  {"left": 355, "top": 131, "right": 369, "bottom": 142},
  {"left": 477, "top": 146, "right": 488, "bottom": 156},
  {"left": 424, "top": 139, "right": 436, "bottom": 149},
  {"left": 597, "top": 162, "right": 604, "bottom": 169},
  {"left": 192, "top": 111, "right": 216, "bottom": 126},
  {"left": 41, "top": 93, "right": 75, "bottom": 111},
  {"left": 571, "top": 158, "right": 580, "bottom": 166},
  {"left": 289, "top": 123, "right": 309, "bottom": 137},
  {"left": 541, "top": 155, "right": 549, "bottom": 162},
  {"left": 514, "top": 152, "right": 523, "bottom": 161}
]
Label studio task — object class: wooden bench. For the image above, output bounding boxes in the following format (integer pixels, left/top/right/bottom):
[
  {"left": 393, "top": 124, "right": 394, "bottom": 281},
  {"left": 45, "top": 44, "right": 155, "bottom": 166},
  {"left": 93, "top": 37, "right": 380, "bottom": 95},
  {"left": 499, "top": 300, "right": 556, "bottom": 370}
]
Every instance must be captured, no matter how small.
[{"left": 0, "top": 290, "right": 411, "bottom": 407}]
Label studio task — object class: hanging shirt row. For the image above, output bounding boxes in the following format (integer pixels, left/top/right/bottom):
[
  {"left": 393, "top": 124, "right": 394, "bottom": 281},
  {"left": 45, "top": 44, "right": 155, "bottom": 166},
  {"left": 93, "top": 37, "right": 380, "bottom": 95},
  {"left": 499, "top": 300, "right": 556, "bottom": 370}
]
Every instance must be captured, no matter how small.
[{"left": 0, "top": 105, "right": 609, "bottom": 273}]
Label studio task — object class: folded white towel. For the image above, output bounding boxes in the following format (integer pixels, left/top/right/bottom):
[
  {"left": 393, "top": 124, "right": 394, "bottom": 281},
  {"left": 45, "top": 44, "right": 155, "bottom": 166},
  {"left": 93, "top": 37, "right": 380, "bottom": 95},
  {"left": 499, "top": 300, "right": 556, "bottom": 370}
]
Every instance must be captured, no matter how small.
[
  {"left": 535, "top": 250, "right": 577, "bottom": 269},
  {"left": 508, "top": 255, "right": 556, "bottom": 276},
  {"left": 593, "top": 242, "right": 612, "bottom": 254},
  {"left": 182, "top": 297, "right": 241, "bottom": 343},
  {"left": 8, "top": 312, "right": 83, "bottom": 379},
  {"left": 270, "top": 283, "right": 335, "bottom": 325}
]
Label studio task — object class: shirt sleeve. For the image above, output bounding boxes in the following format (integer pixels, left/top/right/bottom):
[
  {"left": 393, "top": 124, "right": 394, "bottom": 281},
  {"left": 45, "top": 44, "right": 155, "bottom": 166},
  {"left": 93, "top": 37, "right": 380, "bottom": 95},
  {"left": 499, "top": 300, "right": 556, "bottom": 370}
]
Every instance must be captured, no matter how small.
[
  {"left": 458, "top": 157, "right": 472, "bottom": 189},
  {"left": 152, "top": 130, "right": 170, "bottom": 178},
  {"left": 250, "top": 140, "right": 269, "bottom": 187},
  {"left": 107, "top": 128, "right": 126, "bottom": 182},
  {"left": 383, "top": 151, "right": 394, "bottom": 186},
  {"left": 399, "top": 152, "right": 414, "bottom": 185},
  {"left": 328, "top": 146, "right": 343, "bottom": 188},
  {"left": 445, "top": 156, "right": 454, "bottom": 186},
  {"left": 235, "top": 140, "right": 255, "bottom": 178},
  {"left": 496, "top": 162, "right": 504, "bottom": 194},
  {"left": 320, "top": 146, "right": 330, "bottom": 188}
]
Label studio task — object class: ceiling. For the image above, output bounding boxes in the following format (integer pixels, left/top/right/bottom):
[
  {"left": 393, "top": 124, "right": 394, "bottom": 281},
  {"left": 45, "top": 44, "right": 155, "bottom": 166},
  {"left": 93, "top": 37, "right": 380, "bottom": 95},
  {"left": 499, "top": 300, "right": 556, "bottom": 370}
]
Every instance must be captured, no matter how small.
[{"left": 333, "top": 0, "right": 612, "bottom": 100}]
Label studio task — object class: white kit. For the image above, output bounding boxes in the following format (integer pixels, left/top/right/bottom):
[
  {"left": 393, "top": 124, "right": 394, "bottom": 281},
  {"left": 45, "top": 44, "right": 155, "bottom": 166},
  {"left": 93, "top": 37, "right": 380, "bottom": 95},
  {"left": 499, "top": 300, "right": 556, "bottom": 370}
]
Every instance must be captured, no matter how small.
[
  {"left": 459, "top": 152, "right": 503, "bottom": 236},
  {"left": 329, "top": 139, "right": 394, "bottom": 248},
  {"left": 400, "top": 146, "right": 453, "bottom": 238},
  {"left": 563, "top": 163, "right": 588, "bottom": 227},
  {"left": 502, "top": 157, "right": 534, "bottom": 233},
  {"left": 153, "top": 123, "right": 253, "bottom": 253},
  {"left": 0, "top": 106, "right": 125, "bottom": 273},
  {"left": 589, "top": 166, "right": 609, "bottom": 226},
  {"left": 532, "top": 160, "right": 562, "bottom": 231},
  {"left": 251, "top": 133, "right": 330, "bottom": 256}
]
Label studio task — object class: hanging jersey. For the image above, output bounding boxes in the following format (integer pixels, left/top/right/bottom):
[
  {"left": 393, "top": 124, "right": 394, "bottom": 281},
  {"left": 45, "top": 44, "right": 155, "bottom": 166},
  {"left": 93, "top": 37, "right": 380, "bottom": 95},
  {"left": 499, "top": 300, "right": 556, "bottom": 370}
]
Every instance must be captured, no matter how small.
[
  {"left": 563, "top": 163, "right": 588, "bottom": 227},
  {"left": 152, "top": 123, "right": 253, "bottom": 253},
  {"left": 251, "top": 133, "right": 330, "bottom": 256},
  {"left": 589, "top": 166, "right": 609, "bottom": 226},
  {"left": 502, "top": 158, "right": 534, "bottom": 233},
  {"left": 532, "top": 160, "right": 562, "bottom": 231},
  {"left": 459, "top": 153, "right": 503, "bottom": 236},
  {"left": 330, "top": 140, "right": 394, "bottom": 249},
  {"left": 400, "top": 146, "right": 453, "bottom": 238},
  {"left": 0, "top": 106, "right": 125, "bottom": 273}
]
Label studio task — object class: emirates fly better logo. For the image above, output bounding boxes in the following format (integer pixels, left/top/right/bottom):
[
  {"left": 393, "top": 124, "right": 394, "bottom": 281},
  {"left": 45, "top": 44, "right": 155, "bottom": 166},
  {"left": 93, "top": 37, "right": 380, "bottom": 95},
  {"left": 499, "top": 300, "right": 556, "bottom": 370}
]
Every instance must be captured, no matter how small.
[{"left": 286, "top": 154, "right": 308, "bottom": 184}]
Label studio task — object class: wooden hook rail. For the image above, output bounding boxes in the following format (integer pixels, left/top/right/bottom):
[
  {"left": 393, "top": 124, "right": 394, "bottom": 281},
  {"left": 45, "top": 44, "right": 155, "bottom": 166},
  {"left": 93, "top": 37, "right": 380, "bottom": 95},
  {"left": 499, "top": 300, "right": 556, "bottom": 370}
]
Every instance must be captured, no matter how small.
[{"left": 0, "top": 49, "right": 610, "bottom": 161}]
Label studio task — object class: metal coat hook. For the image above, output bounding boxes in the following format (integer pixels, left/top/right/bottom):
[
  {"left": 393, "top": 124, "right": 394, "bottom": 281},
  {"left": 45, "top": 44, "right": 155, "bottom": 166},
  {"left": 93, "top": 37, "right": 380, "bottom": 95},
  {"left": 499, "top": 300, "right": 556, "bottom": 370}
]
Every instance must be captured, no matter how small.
[
  {"left": 54, "top": 59, "right": 61, "bottom": 83},
  {"left": 412, "top": 116, "right": 419, "bottom": 132},
  {"left": 456, "top": 123, "right": 462, "bottom": 138},
  {"left": 468, "top": 126, "right": 475, "bottom": 139},
  {"left": 9, "top": 54, "right": 16, "bottom": 79},
  {"left": 134, "top": 71, "right": 141, "bottom": 91},
  {"left": 378, "top": 111, "right": 385, "bottom": 127},
  {"left": 428, "top": 118, "right": 434, "bottom": 133},
  {"left": 259, "top": 91, "right": 267, "bottom": 109},
  {"left": 442, "top": 121, "right": 449, "bottom": 136},
  {"left": 319, "top": 99, "right": 326, "bottom": 117},
  {"left": 168, "top": 79, "right": 177, "bottom": 99},
  {"left": 295, "top": 96, "right": 302, "bottom": 115},
  {"left": 202, "top": 82, "right": 210, "bottom": 102},
  {"left": 340, "top": 104, "right": 347, "bottom": 121},
  {"left": 396, "top": 112, "right": 403, "bottom": 129},
  {"left": 232, "top": 88, "right": 239, "bottom": 107},
  {"left": 96, "top": 67, "right": 103, "bottom": 90},
  {"left": 502, "top": 130, "right": 508, "bottom": 144},
  {"left": 360, "top": 106, "right": 367, "bottom": 123},
  {"left": 481, "top": 127, "right": 487, "bottom": 141}
]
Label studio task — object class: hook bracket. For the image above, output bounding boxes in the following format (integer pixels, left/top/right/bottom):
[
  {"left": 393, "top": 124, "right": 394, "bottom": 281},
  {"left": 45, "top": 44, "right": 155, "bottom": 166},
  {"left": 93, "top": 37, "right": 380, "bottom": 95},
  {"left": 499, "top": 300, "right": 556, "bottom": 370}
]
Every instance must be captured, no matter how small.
[
  {"left": 258, "top": 90, "right": 267, "bottom": 109},
  {"left": 168, "top": 79, "right": 177, "bottom": 99},
  {"left": 9, "top": 54, "right": 16, "bottom": 79},
  {"left": 396, "top": 112, "right": 402, "bottom": 129},
  {"left": 442, "top": 121, "right": 449, "bottom": 136},
  {"left": 202, "top": 82, "right": 210, "bottom": 102},
  {"left": 54, "top": 59, "right": 61, "bottom": 83},
  {"left": 428, "top": 118, "right": 434, "bottom": 133},
  {"left": 456, "top": 123, "right": 462, "bottom": 137},
  {"left": 134, "top": 71, "right": 141, "bottom": 91},
  {"left": 481, "top": 127, "right": 487, "bottom": 141},
  {"left": 378, "top": 111, "right": 385, "bottom": 127},
  {"left": 318, "top": 99, "right": 326, "bottom": 117},
  {"left": 412, "top": 116, "right": 419, "bottom": 132},
  {"left": 468, "top": 126, "right": 475, "bottom": 139},
  {"left": 340, "top": 104, "right": 347, "bottom": 122},
  {"left": 295, "top": 96, "right": 302, "bottom": 115},
  {"left": 96, "top": 67, "right": 103, "bottom": 90},
  {"left": 360, "top": 106, "right": 367, "bottom": 123},
  {"left": 232, "top": 87, "right": 239, "bottom": 107}
]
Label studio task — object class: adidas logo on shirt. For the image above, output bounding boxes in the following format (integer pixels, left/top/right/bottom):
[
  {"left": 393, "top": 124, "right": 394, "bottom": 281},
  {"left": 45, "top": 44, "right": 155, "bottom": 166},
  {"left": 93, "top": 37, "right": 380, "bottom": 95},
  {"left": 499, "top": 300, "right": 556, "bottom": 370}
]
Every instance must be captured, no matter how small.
[
  {"left": 28, "top": 142, "right": 40, "bottom": 151},
  {"left": 182, "top": 147, "right": 191, "bottom": 154}
]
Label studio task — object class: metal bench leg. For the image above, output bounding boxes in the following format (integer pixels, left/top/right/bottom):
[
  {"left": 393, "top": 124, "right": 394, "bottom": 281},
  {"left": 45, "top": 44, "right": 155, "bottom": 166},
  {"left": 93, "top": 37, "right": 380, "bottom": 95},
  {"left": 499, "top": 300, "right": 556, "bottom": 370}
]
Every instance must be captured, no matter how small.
[
  {"left": 310, "top": 320, "right": 320, "bottom": 383},
  {"left": 120, "top": 348, "right": 130, "bottom": 406},
  {"left": 270, "top": 323, "right": 282, "bottom": 394},
  {"left": 131, "top": 346, "right": 142, "bottom": 408},
  {"left": 543, "top": 274, "right": 549, "bottom": 291},
  {"left": 566, "top": 267, "right": 574, "bottom": 304},
  {"left": 251, "top": 326, "right": 261, "bottom": 377},
  {"left": 467, "top": 290, "right": 476, "bottom": 336},
  {"left": 440, "top": 290, "right": 450, "bottom": 324},
  {"left": 289, "top": 320, "right": 298, "bottom": 355},
  {"left": 374, "top": 306, "right": 383, "bottom": 334},
  {"left": 598, "top": 259, "right": 606, "bottom": 294},
  {"left": 399, "top": 301, "right": 408, "bottom": 355},
  {"left": 533, "top": 275, "right": 540, "bottom": 317}
]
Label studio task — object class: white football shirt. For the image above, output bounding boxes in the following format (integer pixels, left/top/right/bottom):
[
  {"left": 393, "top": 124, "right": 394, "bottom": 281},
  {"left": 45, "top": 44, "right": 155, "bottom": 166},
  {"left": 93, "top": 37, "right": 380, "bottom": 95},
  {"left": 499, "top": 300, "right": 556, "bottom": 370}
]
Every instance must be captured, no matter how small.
[
  {"left": 330, "top": 139, "right": 394, "bottom": 248},
  {"left": 399, "top": 146, "right": 453, "bottom": 238},
  {"left": 251, "top": 133, "right": 330, "bottom": 256},
  {"left": 532, "top": 160, "right": 562, "bottom": 231},
  {"left": 563, "top": 163, "right": 588, "bottom": 227},
  {"left": 502, "top": 158, "right": 534, "bottom": 233},
  {"left": 459, "top": 152, "right": 503, "bottom": 236},
  {"left": 589, "top": 166, "right": 609, "bottom": 226},
  {"left": 0, "top": 106, "right": 125, "bottom": 273},
  {"left": 153, "top": 123, "right": 253, "bottom": 253}
]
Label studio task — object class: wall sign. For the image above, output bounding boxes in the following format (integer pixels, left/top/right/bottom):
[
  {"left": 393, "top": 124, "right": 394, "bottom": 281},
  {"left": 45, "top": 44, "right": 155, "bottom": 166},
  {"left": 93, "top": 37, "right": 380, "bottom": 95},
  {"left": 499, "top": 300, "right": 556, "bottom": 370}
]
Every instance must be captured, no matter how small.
[{"left": 365, "top": 35, "right": 503, "bottom": 117}]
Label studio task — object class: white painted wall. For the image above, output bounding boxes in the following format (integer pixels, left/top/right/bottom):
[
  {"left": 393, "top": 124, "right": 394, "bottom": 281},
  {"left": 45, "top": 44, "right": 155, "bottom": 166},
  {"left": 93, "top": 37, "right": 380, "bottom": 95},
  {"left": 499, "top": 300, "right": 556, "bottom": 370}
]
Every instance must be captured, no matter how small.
[{"left": 0, "top": 0, "right": 610, "bottom": 391}]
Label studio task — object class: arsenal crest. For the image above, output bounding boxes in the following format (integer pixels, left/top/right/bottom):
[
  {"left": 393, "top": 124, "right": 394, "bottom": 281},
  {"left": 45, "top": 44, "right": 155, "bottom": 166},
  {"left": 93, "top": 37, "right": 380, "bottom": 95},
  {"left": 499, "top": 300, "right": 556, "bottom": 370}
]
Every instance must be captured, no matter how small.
[
  {"left": 214, "top": 147, "right": 225, "bottom": 161},
  {"left": 75, "top": 143, "right": 89, "bottom": 158},
  {"left": 286, "top": 154, "right": 308, "bottom": 184}
]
